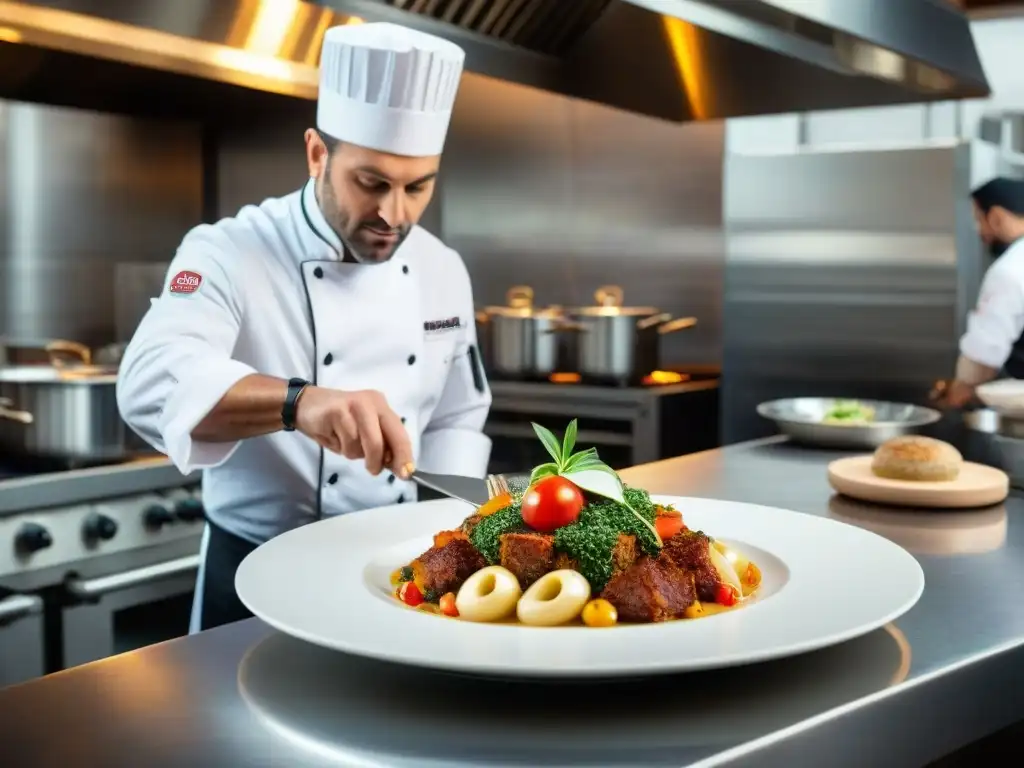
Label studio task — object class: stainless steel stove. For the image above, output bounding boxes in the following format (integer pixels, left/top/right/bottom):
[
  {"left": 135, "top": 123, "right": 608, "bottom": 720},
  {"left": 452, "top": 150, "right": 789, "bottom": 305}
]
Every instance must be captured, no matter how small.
[
  {"left": 0, "top": 456, "right": 201, "bottom": 687},
  {"left": 486, "top": 375, "right": 721, "bottom": 475}
]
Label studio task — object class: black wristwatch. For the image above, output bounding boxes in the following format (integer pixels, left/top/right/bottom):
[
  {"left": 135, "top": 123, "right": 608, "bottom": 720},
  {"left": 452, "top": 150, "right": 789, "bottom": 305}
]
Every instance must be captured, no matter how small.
[{"left": 281, "top": 377, "right": 310, "bottom": 432}]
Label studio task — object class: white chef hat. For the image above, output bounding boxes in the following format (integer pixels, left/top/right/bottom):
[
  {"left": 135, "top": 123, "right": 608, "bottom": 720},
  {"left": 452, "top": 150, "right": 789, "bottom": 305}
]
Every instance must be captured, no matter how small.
[{"left": 317, "top": 22, "right": 466, "bottom": 157}]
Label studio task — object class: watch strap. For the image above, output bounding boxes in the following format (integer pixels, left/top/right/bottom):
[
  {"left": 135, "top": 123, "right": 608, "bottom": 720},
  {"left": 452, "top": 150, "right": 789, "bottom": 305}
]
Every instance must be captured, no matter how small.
[{"left": 281, "top": 377, "right": 310, "bottom": 432}]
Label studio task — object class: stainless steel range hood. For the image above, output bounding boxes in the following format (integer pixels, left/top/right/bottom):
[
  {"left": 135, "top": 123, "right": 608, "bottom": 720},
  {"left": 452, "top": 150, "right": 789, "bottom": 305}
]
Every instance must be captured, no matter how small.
[{"left": 0, "top": 0, "right": 990, "bottom": 124}]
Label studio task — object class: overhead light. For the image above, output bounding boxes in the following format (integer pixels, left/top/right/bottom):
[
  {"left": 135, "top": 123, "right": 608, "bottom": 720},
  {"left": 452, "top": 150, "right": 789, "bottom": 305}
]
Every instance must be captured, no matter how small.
[{"left": 0, "top": 24, "right": 21, "bottom": 42}]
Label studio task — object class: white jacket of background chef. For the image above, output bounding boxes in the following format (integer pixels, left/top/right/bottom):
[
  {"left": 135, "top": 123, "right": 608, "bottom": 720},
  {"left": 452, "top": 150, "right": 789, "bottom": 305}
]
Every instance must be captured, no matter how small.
[
  {"left": 117, "top": 179, "right": 493, "bottom": 546},
  {"left": 958, "top": 238, "right": 1024, "bottom": 378}
]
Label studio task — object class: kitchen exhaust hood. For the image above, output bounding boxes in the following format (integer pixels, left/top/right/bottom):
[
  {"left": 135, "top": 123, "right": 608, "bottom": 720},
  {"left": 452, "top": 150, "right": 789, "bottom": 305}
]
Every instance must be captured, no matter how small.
[{"left": 0, "top": 0, "right": 991, "bottom": 124}]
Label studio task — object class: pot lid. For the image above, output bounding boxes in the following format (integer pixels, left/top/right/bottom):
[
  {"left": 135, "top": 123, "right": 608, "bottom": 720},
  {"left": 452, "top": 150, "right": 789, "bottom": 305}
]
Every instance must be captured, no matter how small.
[
  {"left": 570, "top": 285, "right": 660, "bottom": 317},
  {"left": 483, "top": 285, "right": 565, "bottom": 319}
]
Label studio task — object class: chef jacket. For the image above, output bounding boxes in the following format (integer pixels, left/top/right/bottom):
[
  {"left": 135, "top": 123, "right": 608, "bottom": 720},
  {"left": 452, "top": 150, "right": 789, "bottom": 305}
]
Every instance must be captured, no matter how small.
[
  {"left": 117, "top": 179, "right": 493, "bottom": 545},
  {"left": 959, "top": 238, "right": 1024, "bottom": 379}
]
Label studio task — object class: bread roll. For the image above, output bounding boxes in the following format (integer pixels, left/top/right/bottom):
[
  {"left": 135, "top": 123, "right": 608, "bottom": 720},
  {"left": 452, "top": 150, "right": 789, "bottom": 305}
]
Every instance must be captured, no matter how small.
[{"left": 871, "top": 436, "right": 962, "bottom": 482}]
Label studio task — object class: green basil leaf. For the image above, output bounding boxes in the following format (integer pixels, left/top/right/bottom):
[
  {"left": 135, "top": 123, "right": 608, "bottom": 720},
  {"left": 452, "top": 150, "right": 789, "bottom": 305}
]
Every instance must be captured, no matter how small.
[
  {"left": 564, "top": 459, "right": 606, "bottom": 476},
  {"left": 563, "top": 448, "right": 600, "bottom": 472},
  {"left": 561, "top": 469, "right": 662, "bottom": 546},
  {"left": 560, "top": 419, "right": 578, "bottom": 463},
  {"left": 529, "top": 463, "right": 559, "bottom": 485},
  {"left": 531, "top": 422, "right": 563, "bottom": 464}
]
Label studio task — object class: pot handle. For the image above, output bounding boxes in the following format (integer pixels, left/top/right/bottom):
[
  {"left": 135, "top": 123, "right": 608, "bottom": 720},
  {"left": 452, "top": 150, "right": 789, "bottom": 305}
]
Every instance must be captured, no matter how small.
[
  {"left": 506, "top": 286, "right": 534, "bottom": 309},
  {"left": 658, "top": 317, "right": 698, "bottom": 334},
  {"left": 45, "top": 339, "right": 92, "bottom": 367},
  {"left": 637, "top": 312, "right": 671, "bottom": 330},
  {"left": 594, "top": 285, "right": 624, "bottom": 308},
  {"left": 0, "top": 398, "right": 34, "bottom": 425}
]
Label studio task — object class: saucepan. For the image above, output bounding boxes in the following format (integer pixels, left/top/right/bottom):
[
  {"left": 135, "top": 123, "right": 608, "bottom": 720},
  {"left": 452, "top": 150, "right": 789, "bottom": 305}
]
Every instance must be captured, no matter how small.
[
  {"left": 0, "top": 339, "right": 133, "bottom": 462},
  {"left": 475, "top": 286, "right": 569, "bottom": 379},
  {"left": 556, "top": 286, "right": 697, "bottom": 384}
]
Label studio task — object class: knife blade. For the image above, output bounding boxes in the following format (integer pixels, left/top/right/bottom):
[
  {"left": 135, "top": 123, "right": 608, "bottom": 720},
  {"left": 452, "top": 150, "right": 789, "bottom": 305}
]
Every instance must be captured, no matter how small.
[{"left": 410, "top": 471, "right": 490, "bottom": 507}]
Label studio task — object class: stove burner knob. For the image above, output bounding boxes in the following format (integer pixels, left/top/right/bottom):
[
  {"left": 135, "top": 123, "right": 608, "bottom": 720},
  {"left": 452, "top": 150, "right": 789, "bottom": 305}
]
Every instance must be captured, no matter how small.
[
  {"left": 83, "top": 513, "right": 118, "bottom": 542},
  {"left": 143, "top": 505, "right": 175, "bottom": 530},
  {"left": 174, "top": 498, "right": 205, "bottom": 523},
  {"left": 15, "top": 523, "right": 52, "bottom": 555}
]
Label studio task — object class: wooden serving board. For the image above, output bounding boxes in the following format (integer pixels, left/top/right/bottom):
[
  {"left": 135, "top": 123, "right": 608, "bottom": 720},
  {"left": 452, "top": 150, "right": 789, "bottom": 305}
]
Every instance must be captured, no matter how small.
[{"left": 827, "top": 456, "right": 1009, "bottom": 509}]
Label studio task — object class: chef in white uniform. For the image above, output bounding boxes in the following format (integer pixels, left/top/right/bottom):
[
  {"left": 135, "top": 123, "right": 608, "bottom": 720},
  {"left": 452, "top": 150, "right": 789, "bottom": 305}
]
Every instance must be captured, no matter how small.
[
  {"left": 940, "top": 177, "right": 1024, "bottom": 407},
  {"left": 117, "top": 22, "right": 492, "bottom": 632}
]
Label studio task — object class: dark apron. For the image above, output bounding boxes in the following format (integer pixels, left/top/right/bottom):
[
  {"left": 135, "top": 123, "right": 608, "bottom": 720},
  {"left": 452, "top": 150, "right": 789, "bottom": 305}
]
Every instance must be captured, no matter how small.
[
  {"left": 198, "top": 520, "right": 258, "bottom": 631},
  {"left": 1003, "top": 337, "right": 1024, "bottom": 379}
]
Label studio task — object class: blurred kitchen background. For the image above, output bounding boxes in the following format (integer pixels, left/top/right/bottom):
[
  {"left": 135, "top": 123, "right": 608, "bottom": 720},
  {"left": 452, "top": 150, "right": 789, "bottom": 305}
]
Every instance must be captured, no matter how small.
[{"left": 0, "top": 0, "right": 1021, "bottom": 684}]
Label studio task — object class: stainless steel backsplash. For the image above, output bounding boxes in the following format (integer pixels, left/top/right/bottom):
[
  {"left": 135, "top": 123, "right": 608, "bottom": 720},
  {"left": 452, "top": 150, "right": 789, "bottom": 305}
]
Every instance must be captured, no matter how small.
[
  {"left": 0, "top": 100, "right": 203, "bottom": 346},
  {"left": 722, "top": 142, "right": 982, "bottom": 444},
  {"left": 215, "top": 73, "right": 725, "bottom": 367}
]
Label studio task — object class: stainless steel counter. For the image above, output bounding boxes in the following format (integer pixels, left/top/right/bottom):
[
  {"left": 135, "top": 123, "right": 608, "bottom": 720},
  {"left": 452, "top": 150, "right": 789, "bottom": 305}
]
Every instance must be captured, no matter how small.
[{"left": 1, "top": 438, "right": 1022, "bottom": 767}]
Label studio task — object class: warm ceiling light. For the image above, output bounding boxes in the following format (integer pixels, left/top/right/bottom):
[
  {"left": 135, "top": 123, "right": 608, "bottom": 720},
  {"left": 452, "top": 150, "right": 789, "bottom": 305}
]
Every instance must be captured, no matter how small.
[{"left": 0, "top": 25, "right": 21, "bottom": 42}]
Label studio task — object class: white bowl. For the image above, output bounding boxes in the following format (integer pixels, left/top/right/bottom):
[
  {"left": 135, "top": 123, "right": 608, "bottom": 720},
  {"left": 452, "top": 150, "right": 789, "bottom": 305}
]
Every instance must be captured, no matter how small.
[{"left": 976, "top": 379, "right": 1024, "bottom": 416}]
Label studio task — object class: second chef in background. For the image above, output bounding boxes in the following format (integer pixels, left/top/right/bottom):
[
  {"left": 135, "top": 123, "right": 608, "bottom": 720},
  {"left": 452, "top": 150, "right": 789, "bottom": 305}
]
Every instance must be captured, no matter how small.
[
  {"left": 116, "top": 23, "right": 491, "bottom": 632},
  {"left": 940, "top": 177, "right": 1024, "bottom": 407}
]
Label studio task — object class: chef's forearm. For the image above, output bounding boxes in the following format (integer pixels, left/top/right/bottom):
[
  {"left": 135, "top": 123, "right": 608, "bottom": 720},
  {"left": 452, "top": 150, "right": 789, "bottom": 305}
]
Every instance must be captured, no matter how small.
[
  {"left": 954, "top": 355, "right": 999, "bottom": 386},
  {"left": 191, "top": 374, "right": 289, "bottom": 442}
]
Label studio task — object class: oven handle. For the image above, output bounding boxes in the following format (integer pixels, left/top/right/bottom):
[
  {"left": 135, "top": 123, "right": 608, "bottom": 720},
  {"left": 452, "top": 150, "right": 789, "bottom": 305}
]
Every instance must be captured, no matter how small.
[
  {"left": 0, "top": 594, "right": 43, "bottom": 626},
  {"left": 65, "top": 555, "right": 201, "bottom": 600}
]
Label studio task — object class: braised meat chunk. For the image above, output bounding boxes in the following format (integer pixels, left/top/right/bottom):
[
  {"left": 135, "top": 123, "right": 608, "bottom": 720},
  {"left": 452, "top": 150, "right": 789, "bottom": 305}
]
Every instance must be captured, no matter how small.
[
  {"left": 662, "top": 530, "right": 720, "bottom": 601},
  {"left": 610, "top": 533, "right": 638, "bottom": 575},
  {"left": 410, "top": 538, "right": 487, "bottom": 598},
  {"left": 460, "top": 513, "right": 484, "bottom": 538},
  {"left": 499, "top": 532, "right": 555, "bottom": 587},
  {"left": 600, "top": 555, "right": 696, "bottom": 622}
]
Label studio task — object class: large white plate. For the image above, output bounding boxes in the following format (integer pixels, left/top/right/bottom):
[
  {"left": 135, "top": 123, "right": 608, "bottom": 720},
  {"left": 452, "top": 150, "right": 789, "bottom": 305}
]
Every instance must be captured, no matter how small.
[{"left": 235, "top": 496, "right": 924, "bottom": 678}]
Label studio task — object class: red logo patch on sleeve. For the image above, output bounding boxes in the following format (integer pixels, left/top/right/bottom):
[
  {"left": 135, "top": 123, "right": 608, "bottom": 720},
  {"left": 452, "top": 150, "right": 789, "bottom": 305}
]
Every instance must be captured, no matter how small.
[{"left": 168, "top": 270, "right": 203, "bottom": 296}]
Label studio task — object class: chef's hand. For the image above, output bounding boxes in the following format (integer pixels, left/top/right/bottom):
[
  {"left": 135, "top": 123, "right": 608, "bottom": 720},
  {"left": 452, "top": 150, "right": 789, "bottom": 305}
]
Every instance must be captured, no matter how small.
[
  {"left": 294, "top": 387, "right": 415, "bottom": 478},
  {"left": 930, "top": 379, "right": 976, "bottom": 409}
]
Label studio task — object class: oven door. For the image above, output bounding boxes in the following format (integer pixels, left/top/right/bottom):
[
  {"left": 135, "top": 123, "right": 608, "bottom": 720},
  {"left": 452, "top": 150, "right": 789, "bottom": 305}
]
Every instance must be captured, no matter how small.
[
  {"left": 0, "top": 593, "right": 45, "bottom": 687},
  {"left": 60, "top": 554, "right": 199, "bottom": 668}
]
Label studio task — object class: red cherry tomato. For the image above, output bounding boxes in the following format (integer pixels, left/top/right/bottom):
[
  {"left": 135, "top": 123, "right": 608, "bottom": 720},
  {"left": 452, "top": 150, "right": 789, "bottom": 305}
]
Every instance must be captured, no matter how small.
[
  {"left": 715, "top": 583, "right": 739, "bottom": 607},
  {"left": 521, "top": 476, "right": 585, "bottom": 532},
  {"left": 654, "top": 509, "right": 684, "bottom": 540},
  {"left": 397, "top": 581, "right": 424, "bottom": 607},
  {"left": 439, "top": 592, "right": 459, "bottom": 617}
]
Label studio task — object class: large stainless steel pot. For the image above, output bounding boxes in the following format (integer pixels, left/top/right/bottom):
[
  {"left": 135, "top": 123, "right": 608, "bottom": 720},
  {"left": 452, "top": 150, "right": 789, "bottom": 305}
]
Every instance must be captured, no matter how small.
[
  {"left": 563, "top": 286, "right": 697, "bottom": 384},
  {"left": 0, "top": 340, "right": 131, "bottom": 461},
  {"left": 476, "top": 286, "right": 567, "bottom": 380}
]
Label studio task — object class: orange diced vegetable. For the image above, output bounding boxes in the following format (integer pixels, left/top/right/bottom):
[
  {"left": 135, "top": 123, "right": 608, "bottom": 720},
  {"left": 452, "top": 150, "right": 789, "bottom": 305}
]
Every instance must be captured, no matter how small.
[{"left": 439, "top": 592, "right": 459, "bottom": 617}]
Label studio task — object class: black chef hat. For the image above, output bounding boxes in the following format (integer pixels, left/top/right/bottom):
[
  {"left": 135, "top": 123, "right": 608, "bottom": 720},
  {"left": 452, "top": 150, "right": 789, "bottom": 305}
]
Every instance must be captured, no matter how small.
[{"left": 971, "top": 177, "right": 1024, "bottom": 215}]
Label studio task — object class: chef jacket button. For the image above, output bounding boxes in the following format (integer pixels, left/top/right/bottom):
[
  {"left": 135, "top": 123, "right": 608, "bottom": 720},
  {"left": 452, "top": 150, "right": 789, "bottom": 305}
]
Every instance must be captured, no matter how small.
[
  {"left": 398, "top": 494, "right": 406, "bottom": 503},
  {"left": 323, "top": 352, "right": 333, "bottom": 365},
  {"left": 402, "top": 265, "right": 409, "bottom": 275},
  {"left": 400, "top": 417, "right": 406, "bottom": 424},
  {"left": 407, "top": 354, "right": 416, "bottom": 365},
  {"left": 313, "top": 267, "right": 324, "bottom": 279},
  {"left": 327, "top": 473, "right": 338, "bottom": 485},
  {"left": 387, "top": 474, "right": 396, "bottom": 484}
]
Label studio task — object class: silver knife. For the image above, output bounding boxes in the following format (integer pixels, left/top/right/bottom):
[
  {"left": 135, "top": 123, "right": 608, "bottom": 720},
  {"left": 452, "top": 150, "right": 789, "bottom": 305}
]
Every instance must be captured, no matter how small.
[{"left": 410, "top": 471, "right": 511, "bottom": 507}]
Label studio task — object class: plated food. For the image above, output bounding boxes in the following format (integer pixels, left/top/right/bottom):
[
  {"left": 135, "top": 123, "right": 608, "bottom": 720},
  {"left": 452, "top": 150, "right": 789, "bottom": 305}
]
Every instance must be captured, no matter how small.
[
  {"left": 391, "top": 420, "right": 762, "bottom": 627},
  {"left": 822, "top": 399, "right": 876, "bottom": 425},
  {"left": 756, "top": 397, "right": 940, "bottom": 449}
]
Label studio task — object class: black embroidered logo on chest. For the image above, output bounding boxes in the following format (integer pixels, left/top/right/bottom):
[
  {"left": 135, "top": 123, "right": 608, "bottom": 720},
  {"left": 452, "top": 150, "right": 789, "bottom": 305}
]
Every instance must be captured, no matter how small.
[{"left": 424, "top": 316, "right": 462, "bottom": 335}]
